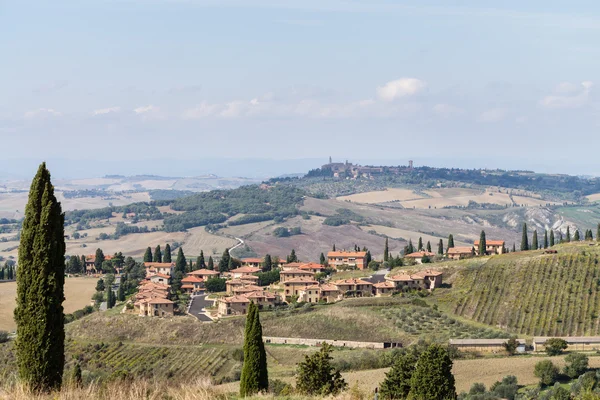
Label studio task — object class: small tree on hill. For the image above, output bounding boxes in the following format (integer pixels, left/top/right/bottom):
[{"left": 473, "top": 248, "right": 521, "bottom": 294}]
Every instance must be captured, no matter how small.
[
  {"left": 512, "top": 243, "right": 516, "bottom": 253},
  {"left": 262, "top": 254, "right": 272, "bottom": 272},
  {"left": 478, "top": 230, "right": 487, "bottom": 256},
  {"left": 164, "top": 244, "right": 172, "bottom": 263},
  {"left": 219, "top": 249, "right": 230, "bottom": 272},
  {"left": 566, "top": 226, "right": 571, "bottom": 242},
  {"left": 564, "top": 353, "right": 589, "bottom": 379},
  {"left": 550, "top": 230, "right": 555, "bottom": 247},
  {"left": 287, "top": 249, "right": 298, "bottom": 263},
  {"left": 544, "top": 338, "right": 568, "bottom": 356},
  {"left": 380, "top": 352, "right": 418, "bottom": 399},
  {"left": 296, "top": 342, "right": 346, "bottom": 396},
  {"left": 94, "top": 248, "right": 105, "bottom": 272},
  {"left": 384, "top": 238, "right": 389, "bottom": 262},
  {"left": 544, "top": 230, "right": 549, "bottom": 249},
  {"left": 406, "top": 239, "right": 414, "bottom": 255},
  {"left": 532, "top": 230, "right": 538, "bottom": 250},
  {"left": 410, "top": 344, "right": 456, "bottom": 400},
  {"left": 521, "top": 223, "right": 529, "bottom": 251},
  {"left": 175, "top": 247, "right": 186, "bottom": 274},
  {"left": 574, "top": 229, "right": 580, "bottom": 241},
  {"left": 447, "top": 234, "right": 455, "bottom": 249},
  {"left": 240, "top": 302, "right": 268, "bottom": 396},
  {"left": 534, "top": 360, "right": 559, "bottom": 386},
  {"left": 426, "top": 241, "right": 431, "bottom": 253},
  {"left": 95, "top": 278, "right": 105, "bottom": 292},
  {"left": 438, "top": 239, "right": 444, "bottom": 255},
  {"left": 117, "top": 284, "right": 125, "bottom": 302},
  {"left": 197, "top": 250, "right": 206, "bottom": 269},
  {"left": 143, "top": 247, "right": 152, "bottom": 262},
  {"left": 417, "top": 237, "right": 423, "bottom": 251},
  {"left": 153, "top": 245, "right": 162, "bottom": 263},
  {"left": 208, "top": 256, "right": 214, "bottom": 270},
  {"left": 503, "top": 338, "right": 519, "bottom": 356},
  {"left": 320, "top": 252, "right": 326, "bottom": 265}
]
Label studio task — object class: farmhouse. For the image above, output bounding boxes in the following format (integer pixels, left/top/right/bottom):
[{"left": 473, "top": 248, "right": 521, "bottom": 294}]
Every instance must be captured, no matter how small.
[
  {"left": 137, "top": 297, "right": 174, "bottom": 317},
  {"left": 297, "top": 262, "right": 325, "bottom": 273},
  {"left": 85, "top": 254, "right": 113, "bottom": 274},
  {"left": 144, "top": 262, "right": 175, "bottom": 277},
  {"left": 298, "top": 284, "right": 342, "bottom": 303},
  {"left": 327, "top": 251, "right": 368, "bottom": 270},
  {"left": 447, "top": 246, "right": 474, "bottom": 260},
  {"left": 229, "top": 266, "right": 261, "bottom": 279},
  {"left": 279, "top": 268, "right": 315, "bottom": 283},
  {"left": 134, "top": 281, "right": 174, "bottom": 318},
  {"left": 533, "top": 337, "right": 600, "bottom": 352},
  {"left": 373, "top": 281, "right": 397, "bottom": 296},
  {"left": 385, "top": 269, "right": 443, "bottom": 291},
  {"left": 217, "top": 290, "right": 281, "bottom": 317},
  {"left": 474, "top": 240, "right": 505, "bottom": 255},
  {"left": 449, "top": 339, "right": 526, "bottom": 353},
  {"left": 188, "top": 268, "right": 221, "bottom": 280},
  {"left": 181, "top": 275, "right": 204, "bottom": 295},
  {"left": 147, "top": 273, "right": 170, "bottom": 285},
  {"left": 404, "top": 251, "right": 436, "bottom": 264},
  {"left": 331, "top": 278, "right": 373, "bottom": 297},
  {"left": 284, "top": 277, "right": 319, "bottom": 299},
  {"left": 240, "top": 258, "right": 263, "bottom": 268}
]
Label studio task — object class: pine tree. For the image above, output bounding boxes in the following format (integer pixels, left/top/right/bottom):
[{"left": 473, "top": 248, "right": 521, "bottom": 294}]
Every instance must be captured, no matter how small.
[
  {"left": 319, "top": 253, "right": 326, "bottom": 265},
  {"left": 164, "top": 244, "right": 172, "bottom": 263},
  {"left": 262, "top": 254, "right": 272, "bottom": 272},
  {"left": 384, "top": 238, "right": 389, "bottom": 262},
  {"left": 117, "top": 284, "right": 125, "bottom": 302},
  {"left": 478, "top": 230, "right": 487, "bottom": 256},
  {"left": 296, "top": 343, "right": 346, "bottom": 395},
  {"left": 96, "top": 278, "right": 105, "bottom": 292},
  {"left": 544, "top": 230, "right": 549, "bottom": 249},
  {"left": 447, "top": 234, "right": 455, "bottom": 249},
  {"left": 407, "top": 239, "right": 414, "bottom": 255},
  {"left": 197, "top": 250, "right": 206, "bottom": 269},
  {"left": 550, "top": 230, "right": 555, "bottom": 247},
  {"left": 208, "top": 256, "right": 214, "bottom": 270},
  {"left": 438, "top": 239, "right": 444, "bottom": 255},
  {"left": 521, "top": 223, "right": 529, "bottom": 251},
  {"left": 380, "top": 352, "right": 418, "bottom": 399},
  {"left": 175, "top": 247, "right": 186, "bottom": 274},
  {"left": 94, "top": 248, "right": 105, "bottom": 272},
  {"left": 574, "top": 230, "right": 580, "bottom": 241},
  {"left": 410, "top": 344, "right": 456, "bottom": 400},
  {"left": 287, "top": 249, "right": 298, "bottom": 263},
  {"left": 219, "top": 249, "right": 230, "bottom": 272},
  {"left": 153, "top": 245, "right": 162, "bottom": 263},
  {"left": 532, "top": 230, "right": 538, "bottom": 250},
  {"left": 80, "top": 255, "right": 87, "bottom": 272},
  {"left": 365, "top": 250, "right": 372, "bottom": 266},
  {"left": 566, "top": 227, "right": 571, "bottom": 242},
  {"left": 240, "top": 302, "right": 268, "bottom": 395},
  {"left": 426, "top": 241, "right": 431, "bottom": 253},
  {"left": 106, "top": 289, "right": 115, "bottom": 309},
  {"left": 143, "top": 247, "right": 152, "bottom": 262},
  {"left": 418, "top": 237, "right": 423, "bottom": 251},
  {"left": 14, "top": 163, "right": 66, "bottom": 392}
]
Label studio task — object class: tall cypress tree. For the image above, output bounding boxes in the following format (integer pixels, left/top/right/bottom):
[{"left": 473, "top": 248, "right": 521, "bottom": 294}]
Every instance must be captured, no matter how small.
[
  {"left": 566, "top": 227, "right": 571, "bottom": 242},
  {"left": 532, "top": 230, "right": 538, "bottom": 250},
  {"left": 447, "top": 234, "right": 455, "bottom": 249},
  {"left": 418, "top": 237, "right": 423, "bottom": 251},
  {"left": 262, "top": 254, "right": 272, "bottom": 272},
  {"left": 410, "top": 344, "right": 456, "bottom": 400},
  {"left": 14, "top": 163, "right": 65, "bottom": 392},
  {"left": 319, "top": 252, "right": 326, "bottom": 265},
  {"left": 197, "top": 250, "right": 206, "bottom": 269},
  {"left": 175, "top": 247, "right": 186, "bottom": 274},
  {"left": 544, "top": 230, "right": 549, "bottom": 249},
  {"left": 512, "top": 243, "right": 516, "bottom": 253},
  {"left": 426, "top": 241, "right": 431, "bottom": 253},
  {"left": 521, "top": 223, "right": 529, "bottom": 251},
  {"left": 219, "top": 249, "right": 230, "bottom": 272},
  {"left": 240, "top": 302, "right": 268, "bottom": 396},
  {"left": 153, "top": 245, "right": 162, "bottom": 263},
  {"left": 94, "top": 248, "right": 105, "bottom": 272},
  {"left": 597, "top": 223, "right": 600, "bottom": 242},
  {"left": 143, "top": 247, "right": 152, "bottom": 262},
  {"left": 438, "top": 239, "right": 444, "bottom": 255},
  {"left": 383, "top": 238, "right": 389, "bottom": 262},
  {"left": 164, "top": 244, "right": 172, "bottom": 263},
  {"left": 208, "top": 256, "right": 214, "bottom": 270},
  {"left": 574, "top": 230, "right": 580, "bottom": 241},
  {"left": 550, "top": 230, "right": 555, "bottom": 247},
  {"left": 407, "top": 239, "right": 414, "bottom": 255},
  {"left": 478, "top": 230, "right": 487, "bottom": 256}
]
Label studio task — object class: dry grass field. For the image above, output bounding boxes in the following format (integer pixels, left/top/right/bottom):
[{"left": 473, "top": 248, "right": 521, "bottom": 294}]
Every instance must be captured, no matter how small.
[
  {"left": 0, "top": 277, "right": 98, "bottom": 332},
  {"left": 337, "top": 188, "right": 424, "bottom": 203},
  {"left": 401, "top": 190, "right": 513, "bottom": 209},
  {"left": 360, "top": 224, "right": 474, "bottom": 247},
  {"left": 587, "top": 193, "right": 600, "bottom": 202}
]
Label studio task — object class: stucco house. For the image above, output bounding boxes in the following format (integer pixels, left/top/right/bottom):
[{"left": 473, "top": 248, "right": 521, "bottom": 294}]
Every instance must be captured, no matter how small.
[
  {"left": 447, "top": 247, "right": 474, "bottom": 260},
  {"left": 474, "top": 240, "right": 505, "bottom": 255},
  {"left": 144, "top": 262, "right": 175, "bottom": 277},
  {"left": 298, "top": 284, "right": 342, "bottom": 303},
  {"left": 331, "top": 278, "right": 373, "bottom": 297},
  {"left": 279, "top": 268, "right": 315, "bottom": 283},
  {"left": 327, "top": 251, "right": 368, "bottom": 270},
  {"left": 404, "top": 251, "right": 436, "bottom": 264}
]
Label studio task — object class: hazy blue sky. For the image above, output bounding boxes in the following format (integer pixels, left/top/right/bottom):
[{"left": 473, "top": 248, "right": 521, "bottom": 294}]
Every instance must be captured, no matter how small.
[{"left": 2, "top": 1, "right": 600, "bottom": 177}]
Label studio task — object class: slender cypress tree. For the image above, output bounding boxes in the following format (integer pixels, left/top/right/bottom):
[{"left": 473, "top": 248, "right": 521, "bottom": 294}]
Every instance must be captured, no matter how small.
[
  {"left": 117, "top": 284, "right": 125, "bottom": 302},
  {"left": 591, "top": 229, "right": 595, "bottom": 241},
  {"left": 407, "top": 239, "right": 414, "bottom": 255},
  {"left": 14, "top": 163, "right": 65, "bottom": 392},
  {"left": 418, "top": 237, "right": 423, "bottom": 251},
  {"left": 544, "top": 230, "right": 549, "bottom": 249},
  {"left": 319, "top": 252, "right": 326, "bottom": 265},
  {"left": 447, "top": 234, "right": 455, "bottom": 249},
  {"left": 240, "top": 302, "right": 268, "bottom": 396},
  {"left": 550, "top": 230, "right": 555, "bottom": 247},
  {"left": 566, "top": 227, "right": 571, "bottom": 242},
  {"left": 219, "top": 249, "right": 230, "bottom": 272},
  {"left": 164, "top": 244, "right": 172, "bottom": 263},
  {"left": 197, "top": 250, "right": 206, "bottom": 269},
  {"left": 521, "top": 223, "right": 529, "bottom": 251},
  {"left": 512, "top": 243, "right": 516, "bottom": 253},
  {"left": 438, "top": 239, "right": 444, "bottom": 255},
  {"left": 574, "top": 230, "right": 580, "bottom": 241},
  {"left": 532, "top": 230, "right": 538, "bottom": 250},
  {"left": 597, "top": 223, "right": 600, "bottom": 242},
  {"left": 94, "top": 248, "right": 105, "bottom": 272},
  {"left": 478, "top": 230, "right": 487, "bottom": 256},
  {"left": 208, "top": 256, "right": 214, "bottom": 270},
  {"left": 262, "top": 254, "right": 272, "bottom": 272},
  {"left": 332, "top": 244, "right": 336, "bottom": 251},
  {"left": 383, "top": 238, "right": 389, "bottom": 262},
  {"left": 143, "top": 247, "right": 152, "bottom": 262},
  {"left": 426, "top": 241, "right": 431, "bottom": 253},
  {"left": 175, "top": 247, "right": 186, "bottom": 273}
]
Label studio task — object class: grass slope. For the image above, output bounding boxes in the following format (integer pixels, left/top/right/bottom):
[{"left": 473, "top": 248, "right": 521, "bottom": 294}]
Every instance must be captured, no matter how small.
[{"left": 438, "top": 243, "right": 600, "bottom": 336}]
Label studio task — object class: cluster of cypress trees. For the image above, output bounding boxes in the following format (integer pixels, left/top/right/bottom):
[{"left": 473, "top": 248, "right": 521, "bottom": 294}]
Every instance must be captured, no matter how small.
[
  {"left": 0, "top": 263, "right": 15, "bottom": 280},
  {"left": 239, "top": 302, "right": 268, "bottom": 396}
]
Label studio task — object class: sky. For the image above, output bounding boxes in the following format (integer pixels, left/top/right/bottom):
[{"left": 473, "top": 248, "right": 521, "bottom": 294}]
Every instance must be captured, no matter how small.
[{"left": 2, "top": 0, "right": 600, "bottom": 178}]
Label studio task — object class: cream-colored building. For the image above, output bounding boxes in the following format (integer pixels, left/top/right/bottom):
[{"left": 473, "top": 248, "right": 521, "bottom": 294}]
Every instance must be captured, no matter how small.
[
  {"left": 283, "top": 277, "right": 319, "bottom": 299},
  {"left": 181, "top": 275, "right": 204, "bottom": 294},
  {"left": 144, "top": 262, "right": 175, "bottom": 277},
  {"left": 373, "top": 281, "right": 396, "bottom": 296},
  {"left": 279, "top": 268, "right": 315, "bottom": 283},
  {"left": 298, "top": 284, "right": 342, "bottom": 303},
  {"left": 474, "top": 240, "right": 505, "bottom": 255},
  {"left": 447, "top": 247, "right": 473, "bottom": 260},
  {"left": 188, "top": 268, "right": 221, "bottom": 280},
  {"left": 136, "top": 297, "right": 174, "bottom": 317},
  {"left": 327, "top": 251, "right": 367, "bottom": 270},
  {"left": 229, "top": 266, "right": 261, "bottom": 279},
  {"left": 217, "top": 291, "right": 281, "bottom": 317},
  {"left": 404, "top": 251, "right": 436, "bottom": 264},
  {"left": 331, "top": 278, "right": 373, "bottom": 297}
]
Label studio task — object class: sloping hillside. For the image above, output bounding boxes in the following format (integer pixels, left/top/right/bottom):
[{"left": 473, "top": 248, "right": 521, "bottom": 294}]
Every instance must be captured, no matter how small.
[{"left": 439, "top": 243, "right": 600, "bottom": 336}]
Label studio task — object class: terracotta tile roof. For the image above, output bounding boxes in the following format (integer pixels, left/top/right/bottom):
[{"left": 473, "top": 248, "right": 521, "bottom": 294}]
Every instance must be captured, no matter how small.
[
  {"left": 284, "top": 277, "right": 319, "bottom": 284},
  {"left": 241, "top": 258, "right": 263, "bottom": 263},
  {"left": 189, "top": 269, "right": 220, "bottom": 276},
  {"left": 227, "top": 279, "right": 247, "bottom": 286},
  {"left": 283, "top": 262, "right": 304, "bottom": 268},
  {"left": 374, "top": 281, "right": 396, "bottom": 289},
  {"left": 182, "top": 276, "right": 204, "bottom": 283},
  {"left": 147, "top": 298, "right": 174, "bottom": 305},
  {"left": 305, "top": 284, "right": 340, "bottom": 291},
  {"left": 230, "top": 266, "right": 261, "bottom": 274},
  {"left": 327, "top": 251, "right": 367, "bottom": 258},
  {"left": 474, "top": 240, "right": 505, "bottom": 246},
  {"left": 149, "top": 273, "right": 171, "bottom": 279},
  {"left": 222, "top": 295, "right": 251, "bottom": 304},
  {"left": 447, "top": 246, "right": 473, "bottom": 255},
  {"left": 280, "top": 268, "right": 315, "bottom": 275},
  {"left": 387, "top": 274, "right": 413, "bottom": 282},
  {"left": 144, "top": 262, "right": 175, "bottom": 268},
  {"left": 332, "top": 278, "right": 373, "bottom": 286},
  {"left": 240, "top": 275, "right": 259, "bottom": 281},
  {"left": 404, "top": 251, "right": 436, "bottom": 258},
  {"left": 298, "top": 262, "right": 325, "bottom": 271},
  {"left": 245, "top": 291, "right": 277, "bottom": 299},
  {"left": 233, "top": 285, "right": 263, "bottom": 293},
  {"left": 181, "top": 284, "right": 195, "bottom": 289}
]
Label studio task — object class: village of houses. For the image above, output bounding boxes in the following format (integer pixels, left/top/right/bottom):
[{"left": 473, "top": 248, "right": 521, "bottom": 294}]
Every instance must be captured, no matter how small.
[{"left": 130, "top": 238, "right": 508, "bottom": 321}]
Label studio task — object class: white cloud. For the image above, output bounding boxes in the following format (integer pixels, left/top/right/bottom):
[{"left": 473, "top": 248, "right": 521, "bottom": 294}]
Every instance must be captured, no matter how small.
[
  {"left": 93, "top": 107, "right": 120, "bottom": 116},
  {"left": 432, "top": 103, "right": 463, "bottom": 118},
  {"left": 182, "top": 102, "right": 221, "bottom": 119},
  {"left": 24, "top": 108, "right": 62, "bottom": 119},
  {"left": 478, "top": 108, "right": 508, "bottom": 122},
  {"left": 134, "top": 105, "right": 159, "bottom": 114},
  {"left": 377, "top": 78, "right": 426, "bottom": 101},
  {"left": 540, "top": 81, "right": 593, "bottom": 109}
]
